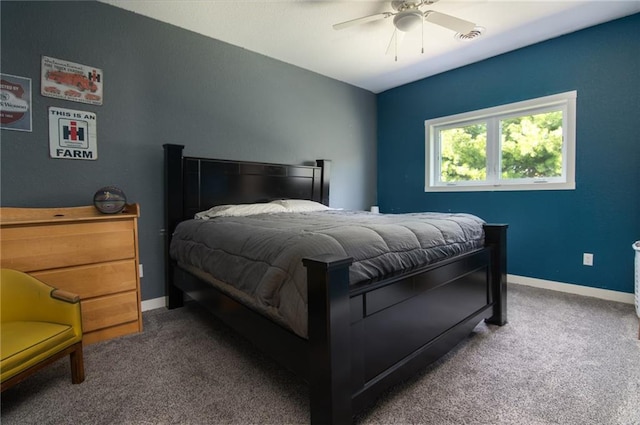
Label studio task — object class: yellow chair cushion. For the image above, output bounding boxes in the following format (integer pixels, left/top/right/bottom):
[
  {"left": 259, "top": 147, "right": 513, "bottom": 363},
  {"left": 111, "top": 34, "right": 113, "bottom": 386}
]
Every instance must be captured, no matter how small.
[{"left": 1, "top": 321, "right": 79, "bottom": 382}]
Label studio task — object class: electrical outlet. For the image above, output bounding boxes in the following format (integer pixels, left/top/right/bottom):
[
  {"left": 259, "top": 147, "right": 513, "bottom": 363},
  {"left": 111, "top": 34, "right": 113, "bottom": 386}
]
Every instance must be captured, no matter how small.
[
  {"left": 139, "top": 264, "right": 144, "bottom": 278},
  {"left": 583, "top": 253, "right": 593, "bottom": 266}
]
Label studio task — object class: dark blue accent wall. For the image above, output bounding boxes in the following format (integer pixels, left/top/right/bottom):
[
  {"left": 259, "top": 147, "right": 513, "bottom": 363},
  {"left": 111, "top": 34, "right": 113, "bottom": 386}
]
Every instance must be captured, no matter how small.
[{"left": 378, "top": 14, "right": 640, "bottom": 293}]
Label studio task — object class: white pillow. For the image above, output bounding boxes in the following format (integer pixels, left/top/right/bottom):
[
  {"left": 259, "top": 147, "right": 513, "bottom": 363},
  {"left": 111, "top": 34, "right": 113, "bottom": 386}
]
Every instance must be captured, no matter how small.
[
  {"left": 195, "top": 203, "right": 287, "bottom": 219},
  {"left": 270, "top": 199, "right": 330, "bottom": 213}
]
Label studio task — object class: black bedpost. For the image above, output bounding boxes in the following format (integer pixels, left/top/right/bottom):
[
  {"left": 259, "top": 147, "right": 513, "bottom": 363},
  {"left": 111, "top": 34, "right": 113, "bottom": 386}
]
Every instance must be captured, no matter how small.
[
  {"left": 303, "top": 254, "right": 353, "bottom": 425},
  {"left": 484, "top": 224, "right": 508, "bottom": 326},
  {"left": 164, "top": 144, "right": 185, "bottom": 309},
  {"left": 316, "top": 159, "right": 331, "bottom": 207}
]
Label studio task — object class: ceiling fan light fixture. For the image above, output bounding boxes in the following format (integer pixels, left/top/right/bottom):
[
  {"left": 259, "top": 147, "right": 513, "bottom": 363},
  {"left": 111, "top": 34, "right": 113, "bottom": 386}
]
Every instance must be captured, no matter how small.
[
  {"left": 393, "top": 11, "right": 423, "bottom": 32},
  {"left": 454, "top": 26, "right": 485, "bottom": 41}
]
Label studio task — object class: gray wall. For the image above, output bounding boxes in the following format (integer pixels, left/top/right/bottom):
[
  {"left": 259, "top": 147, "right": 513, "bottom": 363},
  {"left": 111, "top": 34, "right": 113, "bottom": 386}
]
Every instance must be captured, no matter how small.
[{"left": 0, "top": 1, "right": 377, "bottom": 301}]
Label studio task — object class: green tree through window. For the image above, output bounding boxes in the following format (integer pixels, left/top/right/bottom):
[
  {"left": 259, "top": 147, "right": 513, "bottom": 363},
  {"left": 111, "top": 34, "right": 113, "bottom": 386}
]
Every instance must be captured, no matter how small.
[
  {"left": 440, "top": 123, "right": 487, "bottom": 182},
  {"left": 501, "top": 111, "right": 563, "bottom": 179}
]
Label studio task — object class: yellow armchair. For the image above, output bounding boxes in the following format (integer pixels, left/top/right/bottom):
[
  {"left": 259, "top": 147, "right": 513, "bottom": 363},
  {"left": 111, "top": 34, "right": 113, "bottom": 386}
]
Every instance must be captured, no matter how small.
[{"left": 1, "top": 269, "right": 84, "bottom": 391}]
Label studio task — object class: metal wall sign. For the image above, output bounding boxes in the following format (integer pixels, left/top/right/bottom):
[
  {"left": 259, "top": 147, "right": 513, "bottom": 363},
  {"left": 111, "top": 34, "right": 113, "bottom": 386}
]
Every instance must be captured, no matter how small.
[
  {"left": 48, "top": 107, "right": 97, "bottom": 160},
  {"left": 41, "top": 56, "right": 103, "bottom": 106},
  {"left": 0, "top": 73, "right": 32, "bottom": 132}
]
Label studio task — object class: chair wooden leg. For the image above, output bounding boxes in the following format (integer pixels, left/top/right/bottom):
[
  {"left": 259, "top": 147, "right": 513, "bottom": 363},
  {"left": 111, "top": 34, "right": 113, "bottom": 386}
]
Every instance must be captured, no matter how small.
[
  {"left": 70, "top": 342, "right": 85, "bottom": 384},
  {"left": 2, "top": 342, "right": 85, "bottom": 391}
]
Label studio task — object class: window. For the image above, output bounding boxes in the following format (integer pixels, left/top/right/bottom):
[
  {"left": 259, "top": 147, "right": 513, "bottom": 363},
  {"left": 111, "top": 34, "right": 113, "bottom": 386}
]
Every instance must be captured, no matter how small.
[{"left": 425, "top": 91, "right": 576, "bottom": 192}]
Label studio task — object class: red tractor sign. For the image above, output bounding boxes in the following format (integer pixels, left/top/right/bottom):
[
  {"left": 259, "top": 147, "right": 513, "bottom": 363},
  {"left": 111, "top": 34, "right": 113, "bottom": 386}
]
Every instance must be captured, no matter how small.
[{"left": 45, "top": 71, "right": 98, "bottom": 92}]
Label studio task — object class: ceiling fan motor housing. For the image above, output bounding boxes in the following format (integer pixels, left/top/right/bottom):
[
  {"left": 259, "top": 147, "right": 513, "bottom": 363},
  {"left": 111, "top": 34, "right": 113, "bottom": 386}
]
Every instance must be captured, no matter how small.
[{"left": 393, "top": 10, "right": 423, "bottom": 32}]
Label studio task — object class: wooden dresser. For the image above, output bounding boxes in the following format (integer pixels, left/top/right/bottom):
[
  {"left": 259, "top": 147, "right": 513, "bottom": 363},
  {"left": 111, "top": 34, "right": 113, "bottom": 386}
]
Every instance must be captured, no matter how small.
[{"left": 0, "top": 204, "right": 142, "bottom": 345}]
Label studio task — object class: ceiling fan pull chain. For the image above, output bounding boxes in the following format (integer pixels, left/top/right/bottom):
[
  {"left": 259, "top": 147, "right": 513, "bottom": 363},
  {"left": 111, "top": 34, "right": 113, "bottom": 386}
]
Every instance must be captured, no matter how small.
[
  {"left": 395, "top": 29, "right": 399, "bottom": 62},
  {"left": 421, "top": 14, "right": 425, "bottom": 54}
]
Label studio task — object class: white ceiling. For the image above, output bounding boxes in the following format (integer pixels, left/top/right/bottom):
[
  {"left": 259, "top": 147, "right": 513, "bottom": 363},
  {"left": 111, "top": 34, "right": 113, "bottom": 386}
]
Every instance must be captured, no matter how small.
[{"left": 103, "top": 0, "right": 640, "bottom": 93}]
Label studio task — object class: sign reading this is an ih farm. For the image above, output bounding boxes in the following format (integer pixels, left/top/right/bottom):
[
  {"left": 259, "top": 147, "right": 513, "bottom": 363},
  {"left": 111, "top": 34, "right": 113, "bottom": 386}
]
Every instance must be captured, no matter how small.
[{"left": 48, "top": 107, "right": 97, "bottom": 160}]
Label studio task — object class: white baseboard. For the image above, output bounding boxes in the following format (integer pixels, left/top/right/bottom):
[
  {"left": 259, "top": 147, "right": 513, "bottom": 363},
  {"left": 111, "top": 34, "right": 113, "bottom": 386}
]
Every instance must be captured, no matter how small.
[
  {"left": 140, "top": 277, "right": 634, "bottom": 312},
  {"left": 141, "top": 296, "right": 167, "bottom": 312},
  {"left": 509, "top": 274, "right": 635, "bottom": 305}
]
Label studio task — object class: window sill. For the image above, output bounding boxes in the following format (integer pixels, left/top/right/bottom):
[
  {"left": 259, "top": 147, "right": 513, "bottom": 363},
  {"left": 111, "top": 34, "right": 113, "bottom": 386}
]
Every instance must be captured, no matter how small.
[{"left": 425, "top": 182, "right": 576, "bottom": 192}]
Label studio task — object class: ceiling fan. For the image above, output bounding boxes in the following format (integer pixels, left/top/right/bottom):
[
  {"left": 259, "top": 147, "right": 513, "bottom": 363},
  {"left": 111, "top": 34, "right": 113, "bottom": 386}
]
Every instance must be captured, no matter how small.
[{"left": 333, "top": 0, "right": 482, "bottom": 60}]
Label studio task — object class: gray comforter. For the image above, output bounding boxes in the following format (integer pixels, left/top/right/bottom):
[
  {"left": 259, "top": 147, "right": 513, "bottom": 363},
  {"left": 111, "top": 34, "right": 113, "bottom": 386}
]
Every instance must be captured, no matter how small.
[{"left": 170, "top": 210, "right": 485, "bottom": 338}]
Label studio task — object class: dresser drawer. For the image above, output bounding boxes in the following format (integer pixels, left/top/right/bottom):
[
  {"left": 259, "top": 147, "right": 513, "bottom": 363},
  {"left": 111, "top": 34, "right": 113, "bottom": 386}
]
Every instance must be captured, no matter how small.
[
  {"left": 81, "top": 291, "right": 139, "bottom": 333},
  {"left": 32, "top": 260, "right": 137, "bottom": 299},
  {"left": 0, "top": 220, "right": 135, "bottom": 271}
]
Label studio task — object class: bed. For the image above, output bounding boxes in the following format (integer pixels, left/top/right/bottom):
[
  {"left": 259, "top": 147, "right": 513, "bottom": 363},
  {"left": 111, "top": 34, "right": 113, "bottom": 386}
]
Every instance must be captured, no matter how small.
[{"left": 164, "top": 144, "right": 508, "bottom": 424}]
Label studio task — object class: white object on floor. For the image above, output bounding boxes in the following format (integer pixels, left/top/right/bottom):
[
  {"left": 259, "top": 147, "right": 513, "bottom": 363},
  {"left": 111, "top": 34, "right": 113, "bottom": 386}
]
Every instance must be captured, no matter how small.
[{"left": 633, "top": 241, "right": 640, "bottom": 318}]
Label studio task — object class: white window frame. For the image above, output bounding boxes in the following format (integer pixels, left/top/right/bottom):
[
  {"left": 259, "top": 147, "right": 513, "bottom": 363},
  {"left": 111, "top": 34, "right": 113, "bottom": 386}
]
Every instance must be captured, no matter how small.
[{"left": 425, "top": 91, "right": 577, "bottom": 192}]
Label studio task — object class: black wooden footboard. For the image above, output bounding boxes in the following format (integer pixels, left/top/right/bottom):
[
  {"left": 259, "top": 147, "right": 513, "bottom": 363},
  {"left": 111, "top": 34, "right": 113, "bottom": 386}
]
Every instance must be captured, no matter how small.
[{"left": 303, "top": 224, "right": 507, "bottom": 424}]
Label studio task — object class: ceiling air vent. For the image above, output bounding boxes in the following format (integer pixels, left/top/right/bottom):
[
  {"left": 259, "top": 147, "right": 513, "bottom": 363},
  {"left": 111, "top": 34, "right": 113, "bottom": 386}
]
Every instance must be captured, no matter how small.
[{"left": 455, "top": 26, "right": 485, "bottom": 41}]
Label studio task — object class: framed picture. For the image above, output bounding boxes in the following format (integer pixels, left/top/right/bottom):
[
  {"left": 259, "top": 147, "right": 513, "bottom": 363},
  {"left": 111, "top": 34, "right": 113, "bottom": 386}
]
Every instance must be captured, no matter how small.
[{"left": 1, "top": 73, "right": 32, "bottom": 132}]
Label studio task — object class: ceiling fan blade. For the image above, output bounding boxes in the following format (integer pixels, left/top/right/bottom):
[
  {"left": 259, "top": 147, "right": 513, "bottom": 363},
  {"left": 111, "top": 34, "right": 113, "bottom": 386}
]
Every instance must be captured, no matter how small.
[
  {"left": 333, "top": 12, "right": 392, "bottom": 31},
  {"left": 424, "top": 10, "right": 475, "bottom": 34},
  {"left": 385, "top": 29, "right": 406, "bottom": 56}
]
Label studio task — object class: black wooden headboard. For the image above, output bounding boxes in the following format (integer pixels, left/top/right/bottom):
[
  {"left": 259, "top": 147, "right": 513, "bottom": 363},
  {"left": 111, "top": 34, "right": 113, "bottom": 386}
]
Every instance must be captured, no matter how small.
[
  {"left": 163, "top": 144, "right": 331, "bottom": 305},
  {"left": 163, "top": 144, "right": 330, "bottom": 235}
]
